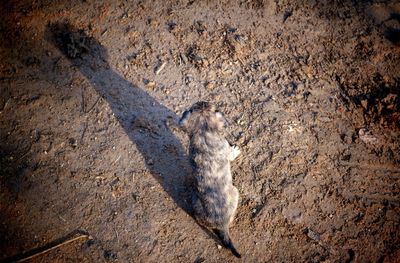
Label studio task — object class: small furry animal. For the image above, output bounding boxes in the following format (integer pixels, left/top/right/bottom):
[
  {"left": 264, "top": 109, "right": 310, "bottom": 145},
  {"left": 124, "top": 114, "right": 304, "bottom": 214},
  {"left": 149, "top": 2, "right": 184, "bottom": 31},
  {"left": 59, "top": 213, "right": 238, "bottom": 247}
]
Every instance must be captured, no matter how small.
[{"left": 179, "top": 101, "right": 241, "bottom": 258}]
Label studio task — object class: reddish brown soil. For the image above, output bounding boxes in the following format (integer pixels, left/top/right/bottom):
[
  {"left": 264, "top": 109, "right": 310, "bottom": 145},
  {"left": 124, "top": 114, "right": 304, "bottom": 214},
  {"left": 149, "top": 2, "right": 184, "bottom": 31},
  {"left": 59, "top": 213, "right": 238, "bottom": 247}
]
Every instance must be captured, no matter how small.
[{"left": 1, "top": 1, "right": 399, "bottom": 262}]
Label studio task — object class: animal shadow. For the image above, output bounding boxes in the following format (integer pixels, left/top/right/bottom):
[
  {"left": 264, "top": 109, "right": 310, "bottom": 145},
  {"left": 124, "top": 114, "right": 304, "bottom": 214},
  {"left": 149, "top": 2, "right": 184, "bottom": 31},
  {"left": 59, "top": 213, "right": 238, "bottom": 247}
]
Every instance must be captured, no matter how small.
[
  {"left": 383, "top": 13, "right": 400, "bottom": 45},
  {"left": 45, "top": 22, "right": 193, "bottom": 214}
]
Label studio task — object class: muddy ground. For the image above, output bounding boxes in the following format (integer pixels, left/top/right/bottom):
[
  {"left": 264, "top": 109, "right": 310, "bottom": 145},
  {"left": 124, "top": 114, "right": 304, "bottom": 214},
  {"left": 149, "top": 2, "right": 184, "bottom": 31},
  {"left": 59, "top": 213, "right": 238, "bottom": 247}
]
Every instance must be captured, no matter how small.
[{"left": 1, "top": 0, "right": 399, "bottom": 262}]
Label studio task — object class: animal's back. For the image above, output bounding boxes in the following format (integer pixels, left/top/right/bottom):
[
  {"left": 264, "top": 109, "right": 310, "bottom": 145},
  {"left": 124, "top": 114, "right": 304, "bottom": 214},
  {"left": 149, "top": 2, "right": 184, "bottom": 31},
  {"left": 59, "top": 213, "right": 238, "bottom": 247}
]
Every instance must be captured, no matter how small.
[{"left": 190, "top": 131, "right": 237, "bottom": 227}]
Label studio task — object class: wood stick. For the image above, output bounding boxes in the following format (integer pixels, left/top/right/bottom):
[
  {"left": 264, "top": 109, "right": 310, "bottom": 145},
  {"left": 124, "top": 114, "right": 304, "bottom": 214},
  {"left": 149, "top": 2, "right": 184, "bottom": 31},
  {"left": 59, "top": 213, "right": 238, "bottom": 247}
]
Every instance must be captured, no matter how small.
[{"left": 1, "top": 231, "right": 92, "bottom": 263}]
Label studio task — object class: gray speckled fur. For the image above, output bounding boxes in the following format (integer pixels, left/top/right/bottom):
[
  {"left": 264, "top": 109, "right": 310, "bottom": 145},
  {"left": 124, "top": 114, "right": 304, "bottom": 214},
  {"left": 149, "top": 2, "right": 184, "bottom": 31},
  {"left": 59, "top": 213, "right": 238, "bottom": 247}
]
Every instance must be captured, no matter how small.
[{"left": 180, "top": 101, "right": 241, "bottom": 257}]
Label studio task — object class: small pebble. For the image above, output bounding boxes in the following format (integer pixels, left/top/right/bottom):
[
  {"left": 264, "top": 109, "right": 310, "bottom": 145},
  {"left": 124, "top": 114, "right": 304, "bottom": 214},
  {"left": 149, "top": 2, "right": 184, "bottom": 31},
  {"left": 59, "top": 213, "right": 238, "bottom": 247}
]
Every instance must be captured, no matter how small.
[
  {"left": 360, "top": 99, "right": 368, "bottom": 109},
  {"left": 306, "top": 228, "right": 320, "bottom": 241},
  {"left": 103, "top": 250, "right": 118, "bottom": 261},
  {"left": 69, "top": 138, "right": 78, "bottom": 148}
]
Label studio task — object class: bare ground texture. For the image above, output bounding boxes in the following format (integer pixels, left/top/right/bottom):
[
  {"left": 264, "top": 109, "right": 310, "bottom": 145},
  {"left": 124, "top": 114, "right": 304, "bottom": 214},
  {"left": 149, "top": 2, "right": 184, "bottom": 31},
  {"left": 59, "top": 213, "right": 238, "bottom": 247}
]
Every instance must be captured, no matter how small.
[{"left": 0, "top": 0, "right": 399, "bottom": 262}]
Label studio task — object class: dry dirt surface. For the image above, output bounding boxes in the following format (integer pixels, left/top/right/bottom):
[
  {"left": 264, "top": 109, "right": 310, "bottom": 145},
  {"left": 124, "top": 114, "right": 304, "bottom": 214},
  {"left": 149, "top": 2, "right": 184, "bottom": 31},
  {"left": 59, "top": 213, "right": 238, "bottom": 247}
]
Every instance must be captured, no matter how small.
[{"left": 1, "top": 0, "right": 400, "bottom": 262}]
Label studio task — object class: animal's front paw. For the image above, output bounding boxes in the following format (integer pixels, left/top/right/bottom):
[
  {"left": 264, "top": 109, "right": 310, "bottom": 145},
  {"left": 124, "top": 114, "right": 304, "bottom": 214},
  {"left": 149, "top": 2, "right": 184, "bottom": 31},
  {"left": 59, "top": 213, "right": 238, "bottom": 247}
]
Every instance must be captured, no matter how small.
[{"left": 230, "top": 145, "right": 241, "bottom": 161}]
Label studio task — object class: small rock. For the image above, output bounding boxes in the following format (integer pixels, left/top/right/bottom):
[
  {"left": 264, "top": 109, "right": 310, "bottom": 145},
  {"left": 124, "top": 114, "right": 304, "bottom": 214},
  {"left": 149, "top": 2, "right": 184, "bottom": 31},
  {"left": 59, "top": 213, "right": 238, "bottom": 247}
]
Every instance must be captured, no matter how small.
[
  {"left": 305, "top": 228, "right": 320, "bottom": 241},
  {"left": 68, "top": 138, "right": 78, "bottom": 148},
  {"left": 167, "top": 21, "right": 177, "bottom": 32},
  {"left": 131, "top": 193, "right": 138, "bottom": 201},
  {"left": 358, "top": 128, "right": 378, "bottom": 144},
  {"left": 180, "top": 53, "right": 188, "bottom": 64},
  {"left": 376, "top": 102, "right": 384, "bottom": 114},
  {"left": 184, "top": 74, "right": 193, "bottom": 85},
  {"left": 103, "top": 250, "right": 117, "bottom": 261},
  {"left": 146, "top": 81, "right": 156, "bottom": 89},
  {"left": 205, "top": 81, "right": 215, "bottom": 90},
  {"left": 32, "top": 129, "right": 41, "bottom": 142},
  {"left": 303, "top": 91, "right": 311, "bottom": 100},
  {"left": 360, "top": 99, "right": 368, "bottom": 109},
  {"left": 283, "top": 9, "right": 293, "bottom": 22},
  {"left": 132, "top": 116, "right": 149, "bottom": 129},
  {"left": 217, "top": 244, "right": 222, "bottom": 250}
]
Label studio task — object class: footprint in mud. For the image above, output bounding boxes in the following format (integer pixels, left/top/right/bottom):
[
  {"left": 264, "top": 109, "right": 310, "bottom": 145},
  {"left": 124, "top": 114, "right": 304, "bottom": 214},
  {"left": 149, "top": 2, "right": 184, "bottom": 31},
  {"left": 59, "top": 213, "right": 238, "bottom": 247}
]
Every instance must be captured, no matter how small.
[{"left": 45, "top": 22, "right": 193, "bottom": 215}]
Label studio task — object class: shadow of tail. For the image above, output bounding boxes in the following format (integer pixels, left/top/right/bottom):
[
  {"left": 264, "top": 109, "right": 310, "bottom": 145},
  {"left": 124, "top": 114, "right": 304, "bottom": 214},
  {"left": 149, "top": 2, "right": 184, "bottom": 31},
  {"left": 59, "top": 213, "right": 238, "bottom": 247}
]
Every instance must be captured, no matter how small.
[{"left": 213, "top": 229, "right": 241, "bottom": 258}]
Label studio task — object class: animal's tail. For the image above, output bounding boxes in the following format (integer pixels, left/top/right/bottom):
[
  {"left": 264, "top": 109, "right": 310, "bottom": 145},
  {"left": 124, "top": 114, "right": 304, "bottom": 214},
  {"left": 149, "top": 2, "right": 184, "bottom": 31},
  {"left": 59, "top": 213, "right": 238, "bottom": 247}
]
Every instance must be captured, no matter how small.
[{"left": 213, "top": 228, "right": 241, "bottom": 258}]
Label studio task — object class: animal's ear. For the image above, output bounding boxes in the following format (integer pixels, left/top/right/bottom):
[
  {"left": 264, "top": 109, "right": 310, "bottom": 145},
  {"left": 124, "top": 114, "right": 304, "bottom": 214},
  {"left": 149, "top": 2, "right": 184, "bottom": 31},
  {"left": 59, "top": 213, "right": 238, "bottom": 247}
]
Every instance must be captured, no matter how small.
[
  {"left": 215, "top": 111, "right": 228, "bottom": 127},
  {"left": 179, "top": 110, "right": 191, "bottom": 128}
]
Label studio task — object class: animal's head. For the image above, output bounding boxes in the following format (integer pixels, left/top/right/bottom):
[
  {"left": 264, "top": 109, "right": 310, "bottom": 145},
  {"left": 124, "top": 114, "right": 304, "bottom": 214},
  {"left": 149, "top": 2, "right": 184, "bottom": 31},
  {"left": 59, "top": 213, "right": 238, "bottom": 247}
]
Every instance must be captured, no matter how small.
[{"left": 179, "top": 101, "right": 228, "bottom": 134}]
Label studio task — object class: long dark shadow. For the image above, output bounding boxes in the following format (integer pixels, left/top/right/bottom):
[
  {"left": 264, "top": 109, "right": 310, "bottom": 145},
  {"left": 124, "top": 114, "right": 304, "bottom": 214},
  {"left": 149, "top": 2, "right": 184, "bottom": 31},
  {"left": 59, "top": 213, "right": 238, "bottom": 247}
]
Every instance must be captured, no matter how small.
[{"left": 45, "top": 22, "right": 192, "bottom": 215}]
